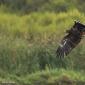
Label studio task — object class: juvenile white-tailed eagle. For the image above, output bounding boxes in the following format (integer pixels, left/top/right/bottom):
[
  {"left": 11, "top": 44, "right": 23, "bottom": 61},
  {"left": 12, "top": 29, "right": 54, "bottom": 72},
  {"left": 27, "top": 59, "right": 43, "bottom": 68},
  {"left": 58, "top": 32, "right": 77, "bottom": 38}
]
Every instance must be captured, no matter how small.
[{"left": 56, "top": 21, "right": 85, "bottom": 58}]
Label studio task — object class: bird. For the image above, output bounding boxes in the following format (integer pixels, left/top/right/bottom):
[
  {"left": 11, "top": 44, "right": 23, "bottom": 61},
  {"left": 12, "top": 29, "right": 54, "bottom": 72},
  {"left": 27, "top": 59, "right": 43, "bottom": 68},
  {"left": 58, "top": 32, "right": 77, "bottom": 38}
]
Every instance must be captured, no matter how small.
[{"left": 56, "top": 21, "right": 85, "bottom": 58}]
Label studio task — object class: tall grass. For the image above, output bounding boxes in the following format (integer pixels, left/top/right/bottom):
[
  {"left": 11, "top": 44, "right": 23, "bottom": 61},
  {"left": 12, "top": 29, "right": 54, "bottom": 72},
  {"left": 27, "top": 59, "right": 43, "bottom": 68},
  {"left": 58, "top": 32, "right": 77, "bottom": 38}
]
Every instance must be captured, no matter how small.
[
  {"left": 0, "top": 9, "right": 85, "bottom": 75},
  {"left": 0, "top": 0, "right": 85, "bottom": 13}
]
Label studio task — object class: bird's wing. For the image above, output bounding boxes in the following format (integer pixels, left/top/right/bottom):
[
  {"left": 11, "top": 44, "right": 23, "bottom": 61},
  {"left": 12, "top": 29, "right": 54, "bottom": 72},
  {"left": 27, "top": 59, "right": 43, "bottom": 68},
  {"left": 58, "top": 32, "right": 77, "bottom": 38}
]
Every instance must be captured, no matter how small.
[{"left": 56, "top": 35, "right": 80, "bottom": 58}]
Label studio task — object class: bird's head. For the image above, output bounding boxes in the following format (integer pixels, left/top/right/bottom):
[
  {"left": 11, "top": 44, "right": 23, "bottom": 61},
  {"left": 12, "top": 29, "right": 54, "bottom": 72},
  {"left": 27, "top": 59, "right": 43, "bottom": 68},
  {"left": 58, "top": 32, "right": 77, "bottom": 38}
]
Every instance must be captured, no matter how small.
[{"left": 74, "top": 21, "right": 85, "bottom": 36}]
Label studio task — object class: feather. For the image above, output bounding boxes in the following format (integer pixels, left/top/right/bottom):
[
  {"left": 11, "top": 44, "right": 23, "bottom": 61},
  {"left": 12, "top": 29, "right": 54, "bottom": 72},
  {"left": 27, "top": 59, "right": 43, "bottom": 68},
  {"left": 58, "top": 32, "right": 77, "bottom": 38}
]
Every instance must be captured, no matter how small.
[{"left": 56, "top": 21, "right": 85, "bottom": 58}]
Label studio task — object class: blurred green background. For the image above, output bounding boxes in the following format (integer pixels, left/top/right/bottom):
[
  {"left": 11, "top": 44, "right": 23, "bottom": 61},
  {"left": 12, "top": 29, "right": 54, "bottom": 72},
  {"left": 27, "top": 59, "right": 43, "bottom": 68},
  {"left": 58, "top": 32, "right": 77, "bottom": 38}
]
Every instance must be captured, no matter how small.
[{"left": 0, "top": 0, "right": 85, "bottom": 84}]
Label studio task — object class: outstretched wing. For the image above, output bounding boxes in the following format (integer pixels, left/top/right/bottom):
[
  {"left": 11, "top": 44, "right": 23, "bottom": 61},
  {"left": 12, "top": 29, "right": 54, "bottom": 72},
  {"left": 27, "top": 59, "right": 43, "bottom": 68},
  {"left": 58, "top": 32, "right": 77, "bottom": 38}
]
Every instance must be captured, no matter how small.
[
  {"left": 56, "top": 21, "right": 85, "bottom": 58},
  {"left": 56, "top": 34, "right": 81, "bottom": 58}
]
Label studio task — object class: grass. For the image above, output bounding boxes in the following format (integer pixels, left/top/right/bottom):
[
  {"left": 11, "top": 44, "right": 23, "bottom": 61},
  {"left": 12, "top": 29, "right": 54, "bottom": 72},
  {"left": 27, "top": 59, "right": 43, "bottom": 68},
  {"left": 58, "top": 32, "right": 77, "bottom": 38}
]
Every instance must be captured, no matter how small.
[
  {"left": 0, "top": 9, "right": 84, "bottom": 74},
  {"left": 0, "top": 1, "right": 85, "bottom": 85},
  {"left": 0, "top": 9, "right": 84, "bottom": 41},
  {"left": 0, "top": 68, "right": 85, "bottom": 85},
  {"left": 0, "top": 0, "right": 85, "bottom": 84},
  {"left": 0, "top": 9, "right": 84, "bottom": 85}
]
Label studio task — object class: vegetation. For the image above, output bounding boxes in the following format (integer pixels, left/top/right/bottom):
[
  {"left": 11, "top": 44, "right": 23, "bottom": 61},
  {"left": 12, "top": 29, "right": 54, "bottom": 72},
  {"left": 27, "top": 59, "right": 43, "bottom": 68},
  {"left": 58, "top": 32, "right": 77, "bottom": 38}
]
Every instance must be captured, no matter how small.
[
  {"left": 0, "top": 0, "right": 85, "bottom": 14},
  {"left": 0, "top": 0, "right": 85, "bottom": 84},
  {"left": 1, "top": 69, "right": 85, "bottom": 85}
]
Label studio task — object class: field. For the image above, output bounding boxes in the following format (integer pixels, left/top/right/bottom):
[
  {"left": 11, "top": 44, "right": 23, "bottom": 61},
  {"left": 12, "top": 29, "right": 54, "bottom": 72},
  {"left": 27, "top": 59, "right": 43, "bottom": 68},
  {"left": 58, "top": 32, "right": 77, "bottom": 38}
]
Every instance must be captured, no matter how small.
[
  {"left": 0, "top": 0, "right": 85, "bottom": 84},
  {"left": 1, "top": 69, "right": 85, "bottom": 85}
]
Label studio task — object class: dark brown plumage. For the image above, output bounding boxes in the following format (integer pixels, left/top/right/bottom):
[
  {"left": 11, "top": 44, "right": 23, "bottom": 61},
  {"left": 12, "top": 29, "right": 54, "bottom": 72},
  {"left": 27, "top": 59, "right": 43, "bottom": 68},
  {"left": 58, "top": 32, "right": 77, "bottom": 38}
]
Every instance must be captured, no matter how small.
[{"left": 56, "top": 21, "right": 85, "bottom": 58}]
